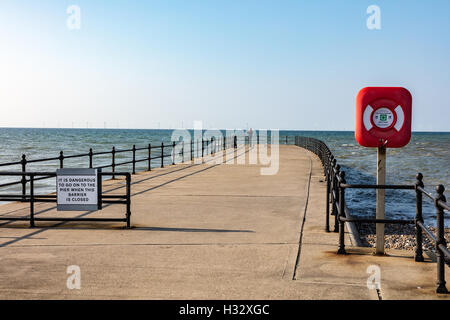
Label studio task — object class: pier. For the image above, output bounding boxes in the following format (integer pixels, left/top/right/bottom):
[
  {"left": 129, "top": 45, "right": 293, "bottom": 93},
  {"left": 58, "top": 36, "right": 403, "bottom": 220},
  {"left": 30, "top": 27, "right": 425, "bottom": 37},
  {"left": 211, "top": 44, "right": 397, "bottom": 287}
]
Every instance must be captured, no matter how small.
[{"left": 0, "top": 144, "right": 448, "bottom": 299}]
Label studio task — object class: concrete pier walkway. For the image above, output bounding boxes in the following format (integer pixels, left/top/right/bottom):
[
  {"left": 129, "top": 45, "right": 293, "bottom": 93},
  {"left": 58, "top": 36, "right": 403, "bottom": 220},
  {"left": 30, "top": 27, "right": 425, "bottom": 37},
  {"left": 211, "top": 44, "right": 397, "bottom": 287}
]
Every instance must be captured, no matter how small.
[{"left": 0, "top": 146, "right": 448, "bottom": 299}]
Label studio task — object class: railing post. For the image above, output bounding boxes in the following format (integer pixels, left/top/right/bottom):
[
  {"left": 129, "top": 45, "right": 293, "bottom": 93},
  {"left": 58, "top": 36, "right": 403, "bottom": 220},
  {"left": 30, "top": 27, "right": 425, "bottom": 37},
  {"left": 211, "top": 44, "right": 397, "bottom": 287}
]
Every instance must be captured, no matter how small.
[
  {"left": 191, "top": 140, "right": 194, "bottom": 162},
  {"left": 211, "top": 138, "right": 213, "bottom": 155},
  {"left": 172, "top": 141, "right": 175, "bottom": 165},
  {"left": 21, "top": 154, "right": 27, "bottom": 200},
  {"left": 414, "top": 173, "right": 424, "bottom": 262},
  {"left": 112, "top": 146, "right": 116, "bottom": 179},
  {"left": 286, "top": 136, "right": 288, "bottom": 144},
  {"left": 59, "top": 151, "right": 64, "bottom": 168},
  {"left": 338, "top": 171, "right": 346, "bottom": 254},
  {"left": 132, "top": 144, "right": 136, "bottom": 174},
  {"left": 126, "top": 173, "right": 131, "bottom": 229},
  {"left": 89, "top": 148, "right": 93, "bottom": 169},
  {"left": 325, "top": 157, "right": 331, "bottom": 232},
  {"left": 29, "top": 174, "right": 35, "bottom": 228},
  {"left": 182, "top": 141, "right": 185, "bottom": 163},
  {"left": 161, "top": 142, "right": 164, "bottom": 168},
  {"left": 202, "top": 139, "right": 204, "bottom": 159},
  {"left": 148, "top": 144, "right": 152, "bottom": 171},
  {"left": 333, "top": 163, "right": 340, "bottom": 233},
  {"left": 435, "top": 185, "right": 448, "bottom": 294}
]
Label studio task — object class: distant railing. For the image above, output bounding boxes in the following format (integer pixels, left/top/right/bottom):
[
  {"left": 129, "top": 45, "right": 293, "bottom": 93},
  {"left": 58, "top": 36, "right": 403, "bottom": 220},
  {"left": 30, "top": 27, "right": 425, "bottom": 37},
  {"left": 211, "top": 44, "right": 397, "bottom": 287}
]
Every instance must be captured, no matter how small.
[
  {"left": 0, "top": 137, "right": 235, "bottom": 196},
  {"left": 0, "top": 134, "right": 295, "bottom": 197},
  {"left": 292, "top": 136, "right": 449, "bottom": 294},
  {"left": 0, "top": 136, "right": 238, "bottom": 228}
]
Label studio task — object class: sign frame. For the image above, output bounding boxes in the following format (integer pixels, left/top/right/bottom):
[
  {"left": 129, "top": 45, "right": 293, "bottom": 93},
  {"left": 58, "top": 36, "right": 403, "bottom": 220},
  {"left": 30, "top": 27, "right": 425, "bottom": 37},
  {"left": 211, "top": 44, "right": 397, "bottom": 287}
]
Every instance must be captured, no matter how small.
[{"left": 56, "top": 168, "right": 102, "bottom": 211}]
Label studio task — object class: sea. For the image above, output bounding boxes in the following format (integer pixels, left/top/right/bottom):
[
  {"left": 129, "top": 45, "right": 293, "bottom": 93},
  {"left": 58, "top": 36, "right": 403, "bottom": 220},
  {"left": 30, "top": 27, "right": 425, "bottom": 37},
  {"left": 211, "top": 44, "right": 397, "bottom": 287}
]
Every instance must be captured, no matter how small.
[{"left": 0, "top": 128, "right": 448, "bottom": 226}]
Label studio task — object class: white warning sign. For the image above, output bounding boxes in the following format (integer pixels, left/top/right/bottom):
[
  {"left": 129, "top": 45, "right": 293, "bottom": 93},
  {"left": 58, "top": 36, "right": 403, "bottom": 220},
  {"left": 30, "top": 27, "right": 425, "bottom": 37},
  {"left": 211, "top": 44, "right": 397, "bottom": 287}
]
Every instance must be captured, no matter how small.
[{"left": 56, "top": 168, "right": 101, "bottom": 211}]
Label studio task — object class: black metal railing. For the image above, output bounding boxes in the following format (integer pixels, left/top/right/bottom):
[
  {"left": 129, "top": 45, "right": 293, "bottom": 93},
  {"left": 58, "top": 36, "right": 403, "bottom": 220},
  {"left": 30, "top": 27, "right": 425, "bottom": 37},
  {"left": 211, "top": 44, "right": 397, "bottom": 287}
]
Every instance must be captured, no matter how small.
[
  {"left": 0, "top": 136, "right": 235, "bottom": 228},
  {"left": 0, "top": 133, "right": 287, "bottom": 198},
  {"left": 293, "top": 136, "right": 449, "bottom": 294},
  {"left": 0, "top": 137, "right": 233, "bottom": 196},
  {"left": 0, "top": 171, "right": 132, "bottom": 228}
]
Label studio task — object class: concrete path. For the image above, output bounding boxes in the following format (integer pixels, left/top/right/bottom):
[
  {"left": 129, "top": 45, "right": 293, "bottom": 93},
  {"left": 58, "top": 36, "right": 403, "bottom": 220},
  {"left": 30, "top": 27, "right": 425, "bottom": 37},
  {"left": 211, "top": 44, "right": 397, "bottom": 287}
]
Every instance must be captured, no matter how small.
[{"left": 0, "top": 145, "right": 448, "bottom": 299}]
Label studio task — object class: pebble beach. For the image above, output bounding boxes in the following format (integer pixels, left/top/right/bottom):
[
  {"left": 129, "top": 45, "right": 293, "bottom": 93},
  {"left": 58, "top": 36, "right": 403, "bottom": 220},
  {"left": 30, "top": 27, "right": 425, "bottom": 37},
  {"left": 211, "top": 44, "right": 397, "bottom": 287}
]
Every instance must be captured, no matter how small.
[{"left": 357, "top": 223, "right": 450, "bottom": 253}]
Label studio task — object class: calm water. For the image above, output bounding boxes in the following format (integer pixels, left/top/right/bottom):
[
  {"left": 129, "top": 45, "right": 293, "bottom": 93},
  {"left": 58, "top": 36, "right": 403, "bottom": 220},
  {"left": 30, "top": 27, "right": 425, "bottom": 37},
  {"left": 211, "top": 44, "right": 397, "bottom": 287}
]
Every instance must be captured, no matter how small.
[{"left": 0, "top": 128, "right": 448, "bottom": 226}]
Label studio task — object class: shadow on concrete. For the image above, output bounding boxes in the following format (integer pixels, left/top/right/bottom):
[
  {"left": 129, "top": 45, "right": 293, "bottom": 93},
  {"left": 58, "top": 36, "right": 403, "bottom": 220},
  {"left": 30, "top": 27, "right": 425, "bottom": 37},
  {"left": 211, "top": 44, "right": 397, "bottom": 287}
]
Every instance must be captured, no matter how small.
[{"left": 132, "top": 226, "right": 255, "bottom": 233}]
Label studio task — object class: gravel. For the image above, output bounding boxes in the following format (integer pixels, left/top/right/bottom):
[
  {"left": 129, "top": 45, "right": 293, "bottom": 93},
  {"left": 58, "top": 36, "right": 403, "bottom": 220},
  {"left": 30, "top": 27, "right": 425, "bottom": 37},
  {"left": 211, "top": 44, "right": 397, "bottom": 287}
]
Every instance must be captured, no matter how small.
[{"left": 357, "top": 222, "right": 450, "bottom": 252}]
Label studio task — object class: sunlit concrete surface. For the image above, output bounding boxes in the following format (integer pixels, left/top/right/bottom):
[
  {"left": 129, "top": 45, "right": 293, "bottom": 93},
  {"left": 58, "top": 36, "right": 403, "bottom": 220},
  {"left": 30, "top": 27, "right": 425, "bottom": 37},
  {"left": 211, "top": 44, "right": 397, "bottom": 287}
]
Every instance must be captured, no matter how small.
[{"left": 0, "top": 146, "right": 448, "bottom": 299}]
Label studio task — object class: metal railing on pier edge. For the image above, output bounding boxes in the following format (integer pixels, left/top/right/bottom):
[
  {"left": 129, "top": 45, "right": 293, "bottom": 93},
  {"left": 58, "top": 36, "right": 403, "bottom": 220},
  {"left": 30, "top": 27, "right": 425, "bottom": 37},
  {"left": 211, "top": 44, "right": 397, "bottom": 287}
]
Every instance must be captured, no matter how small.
[
  {"left": 0, "top": 137, "right": 230, "bottom": 195},
  {"left": 290, "top": 135, "right": 449, "bottom": 294},
  {"left": 0, "top": 137, "right": 232, "bottom": 228}
]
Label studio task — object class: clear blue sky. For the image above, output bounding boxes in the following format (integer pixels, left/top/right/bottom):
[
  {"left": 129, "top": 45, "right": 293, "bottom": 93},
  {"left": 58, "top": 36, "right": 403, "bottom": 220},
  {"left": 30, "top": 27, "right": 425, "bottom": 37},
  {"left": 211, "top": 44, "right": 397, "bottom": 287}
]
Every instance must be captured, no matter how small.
[{"left": 1, "top": 0, "right": 449, "bottom": 131}]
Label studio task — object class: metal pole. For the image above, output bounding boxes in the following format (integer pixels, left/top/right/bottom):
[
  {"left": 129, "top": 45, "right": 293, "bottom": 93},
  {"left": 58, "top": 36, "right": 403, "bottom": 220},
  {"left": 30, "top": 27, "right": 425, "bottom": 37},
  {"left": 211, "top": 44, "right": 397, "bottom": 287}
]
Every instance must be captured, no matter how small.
[
  {"left": 435, "top": 185, "right": 448, "bottom": 294},
  {"left": 21, "top": 154, "right": 27, "bottom": 200},
  {"left": 29, "top": 174, "right": 35, "bottom": 228},
  {"left": 333, "top": 163, "right": 340, "bottom": 233},
  {"left": 126, "top": 173, "right": 131, "bottom": 229},
  {"left": 161, "top": 142, "right": 164, "bottom": 168},
  {"left": 182, "top": 141, "right": 184, "bottom": 163},
  {"left": 132, "top": 145, "right": 136, "bottom": 174},
  {"left": 89, "top": 148, "right": 93, "bottom": 168},
  {"left": 338, "top": 171, "right": 346, "bottom": 254},
  {"left": 376, "top": 145, "right": 386, "bottom": 255},
  {"left": 112, "top": 147, "right": 116, "bottom": 179},
  {"left": 325, "top": 162, "right": 331, "bottom": 232},
  {"left": 59, "top": 151, "right": 64, "bottom": 168},
  {"left": 172, "top": 141, "right": 175, "bottom": 165},
  {"left": 148, "top": 144, "right": 152, "bottom": 171},
  {"left": 415, "top": 173, "right": 424, "bottom": 262}
]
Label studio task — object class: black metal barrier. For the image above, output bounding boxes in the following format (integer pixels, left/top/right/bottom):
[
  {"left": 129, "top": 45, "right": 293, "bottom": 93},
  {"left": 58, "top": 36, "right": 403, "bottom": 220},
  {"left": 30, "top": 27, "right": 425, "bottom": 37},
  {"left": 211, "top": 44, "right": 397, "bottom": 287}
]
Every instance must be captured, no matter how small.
[
  {"left": 293, "top": 136, "right": 449, "bottom": 294},
  {"left": 0, "top": 137, "right": 233, "bottom": 197},
  {"left": 0, "top": 136, "right": 236, "bottom": 229},
  {"left": 0, "top": 172, "right": 132, "bottom": 228}
]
